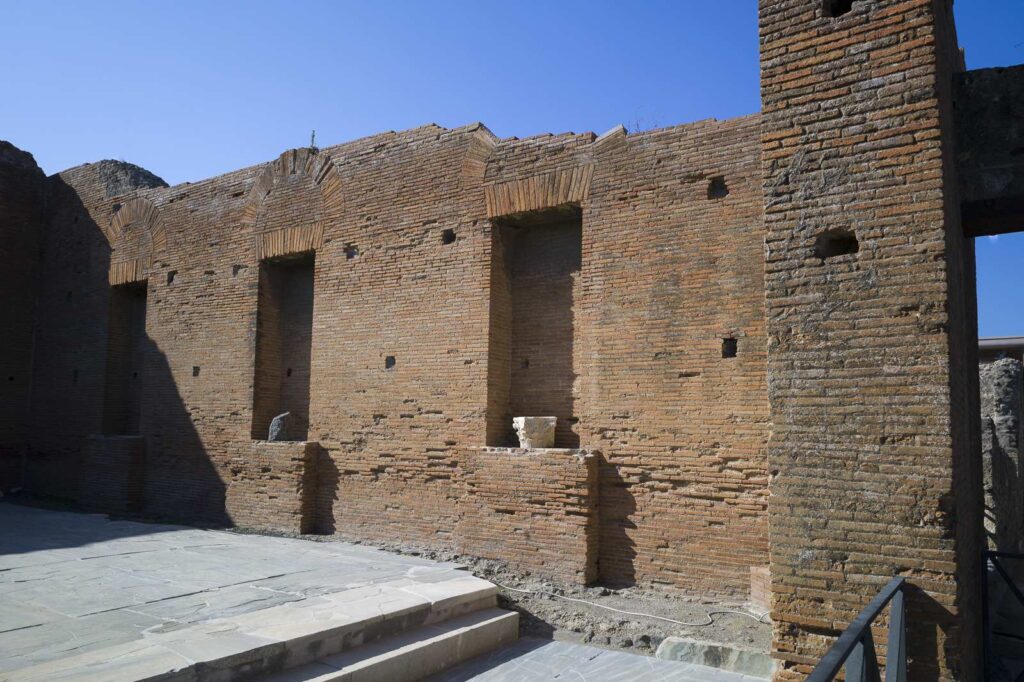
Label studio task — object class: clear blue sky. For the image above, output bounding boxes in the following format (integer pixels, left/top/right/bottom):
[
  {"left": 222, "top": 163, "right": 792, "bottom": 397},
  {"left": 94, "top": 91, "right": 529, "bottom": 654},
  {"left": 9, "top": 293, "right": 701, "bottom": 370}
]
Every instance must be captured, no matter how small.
[{"left": 1, "top": 1, "right": 1021, "bottom": 335}]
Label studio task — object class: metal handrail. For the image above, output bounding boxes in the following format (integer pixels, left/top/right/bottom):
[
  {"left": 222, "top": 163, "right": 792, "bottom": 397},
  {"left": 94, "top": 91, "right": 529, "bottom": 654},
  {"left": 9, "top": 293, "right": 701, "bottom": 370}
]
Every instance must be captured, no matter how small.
[{"left": 806, "top": 576, "right": 907, "bottom": 682}]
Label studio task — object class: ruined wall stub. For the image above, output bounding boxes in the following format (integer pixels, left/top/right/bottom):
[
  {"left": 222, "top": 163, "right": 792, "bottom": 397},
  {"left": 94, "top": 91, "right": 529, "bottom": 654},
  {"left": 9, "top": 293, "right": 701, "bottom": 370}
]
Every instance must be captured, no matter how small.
[{"left": 980, "top": 357, "right": 1023, "bottom": 552}]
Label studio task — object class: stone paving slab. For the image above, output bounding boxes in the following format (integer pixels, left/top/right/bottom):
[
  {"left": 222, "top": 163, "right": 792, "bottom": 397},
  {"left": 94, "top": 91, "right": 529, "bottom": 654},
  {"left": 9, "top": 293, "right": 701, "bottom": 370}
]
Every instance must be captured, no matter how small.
[
  {"left": 0, "top": 503, "right": 472, "bottom": 677},
  {"left": 428, "top": 638, "right": 768, "bottom": 682}
]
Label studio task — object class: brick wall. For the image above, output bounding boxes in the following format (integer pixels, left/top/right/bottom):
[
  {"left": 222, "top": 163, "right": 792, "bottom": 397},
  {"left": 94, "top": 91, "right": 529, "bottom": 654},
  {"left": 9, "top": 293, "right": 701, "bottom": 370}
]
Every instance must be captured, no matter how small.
[
  {"left": 758, "top": 0, "right": 982, "bottom": 678},
  {"left": 252, "top": 255, "right": 315, "bottom": 440},
  {"left": 225, "top": 441, "right": 319, "bottom": 534},
  {"left": 102, "top": 283, "right": 148, "bottom": 435},
  {"left": 483, "top": 121, "right": 770, "bottom": 595},
  {"left": 0, "top": 143, "right": 44, "bottom": 490},
  {"left": 750, "top": 565, "right": 771, "bottom": 613},
  {"left": 19, "top": 117, "right": 769, "bottom": 594},
  {"left": 458, "top": 447, "right": 599, "bottom": 584},
  {"left": 79, "top": 435, "right": 145, "bottom": 513},
  {"left": 502, "top": 216, "right": 582, "bottom": 448}
]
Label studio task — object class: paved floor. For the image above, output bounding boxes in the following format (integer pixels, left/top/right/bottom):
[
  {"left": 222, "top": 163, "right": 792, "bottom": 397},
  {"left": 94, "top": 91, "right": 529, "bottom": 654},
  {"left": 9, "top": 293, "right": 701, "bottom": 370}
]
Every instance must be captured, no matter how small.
[
  {"left": 0, "top": 503, "right": 468, "bottom": 676},
  {"left": 430, "top": 638, "right": 764, "bottom": 682},
  {"left": 0, "top": 504, "right": 766, "bottom": 682}
]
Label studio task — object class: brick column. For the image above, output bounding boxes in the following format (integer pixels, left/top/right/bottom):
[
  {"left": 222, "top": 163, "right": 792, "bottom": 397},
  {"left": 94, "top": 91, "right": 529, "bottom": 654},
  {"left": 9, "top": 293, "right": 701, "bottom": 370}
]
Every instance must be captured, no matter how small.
[{"left": 758, "top": 0, "right": 982, "bottom": 679}]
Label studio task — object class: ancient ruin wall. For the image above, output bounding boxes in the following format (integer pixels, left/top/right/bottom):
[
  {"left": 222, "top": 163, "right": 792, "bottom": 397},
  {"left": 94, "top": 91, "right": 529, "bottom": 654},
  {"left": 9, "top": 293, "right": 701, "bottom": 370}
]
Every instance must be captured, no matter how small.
[
  {"left": 0, "top": 143, "right": 45, "bottom": 489},
  {"left": 478, "top": 119, "right": 770, "bottom": 594},
  {"left": 980, "top": 357, "right": 1023, "bottom": 552},
  {"left": 25, "top": 161, "right": 167, "bottom": 502},
  {"left": 759, "top": 0, "right": 982, "bottom": 678},
  {"left": 20, "top": 116, "right": 769, "bottom": 596}
]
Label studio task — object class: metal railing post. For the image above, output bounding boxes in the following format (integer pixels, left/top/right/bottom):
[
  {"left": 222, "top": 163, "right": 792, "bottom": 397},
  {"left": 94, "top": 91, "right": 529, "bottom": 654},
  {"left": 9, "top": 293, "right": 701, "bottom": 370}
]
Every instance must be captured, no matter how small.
[
  {"left": 806, "top": 577, "right": 906, "bottom": 682},
  {"left": 846, "top": 639, "right": 866, "bottom": 682},
  {"left": 885, "top": 588, "right": 906, "bottom": 682}
]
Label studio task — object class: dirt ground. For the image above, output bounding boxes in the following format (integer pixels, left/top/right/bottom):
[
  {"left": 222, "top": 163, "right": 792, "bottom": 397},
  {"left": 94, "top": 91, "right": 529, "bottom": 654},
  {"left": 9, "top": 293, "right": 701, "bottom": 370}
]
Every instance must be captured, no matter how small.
[{"left": 290, "top": 533, "right": 772, "bottom": 657}]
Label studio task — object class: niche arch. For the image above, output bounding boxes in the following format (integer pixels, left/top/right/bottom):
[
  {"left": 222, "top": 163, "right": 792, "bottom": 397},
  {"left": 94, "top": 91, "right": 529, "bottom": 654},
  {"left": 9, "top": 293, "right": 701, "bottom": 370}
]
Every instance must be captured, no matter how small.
[
  {"left": 106, "top": 197, "right": 166, "bottom": 285},
  {"left": 242, "top": 147, "right": 345, "bottom": 260}
]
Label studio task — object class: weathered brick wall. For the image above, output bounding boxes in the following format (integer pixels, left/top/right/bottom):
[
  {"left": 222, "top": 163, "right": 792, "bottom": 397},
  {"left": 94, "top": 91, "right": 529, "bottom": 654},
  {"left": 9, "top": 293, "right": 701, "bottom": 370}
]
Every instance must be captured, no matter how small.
[
  {"left": 750, "top": 565, "right": 771, "bottom": 613},
  {"left": 22, "top": 116, "right": 769, "bottom": 594},
  {"left": 585, "top": 120, "right": 769, "bottom": 595},
  {"left": 504, "top": 218, "right": 583, "bottom": 448},
  {"left": 225, "top": 441, "right": 319, "bottom": 534},
  {"left": 252, "top": 256, "right": 315, "bottom": 440},
  {"left": 24, "top": 161, "right": 166, "bottom": 501},
  {"left": 458, "top": 447, "right": 599, "bottom": 584},
  {"left": 759, "top": 0, "right": 982, "bottom": 678},
  {"left": 0, "top": 143, "right": 44, "bottom": 490},
  {"left": 307, "top": 126, "right": 494, "bottom": 545},
  {"left": 79, "top": 435, "right": 145, "bottom": 513},
  {"left": 483, "top": 121, "right": 770, "bottom": 596},
  {"left": 102, "top": 283, "right": 148, "bottom": 435}
]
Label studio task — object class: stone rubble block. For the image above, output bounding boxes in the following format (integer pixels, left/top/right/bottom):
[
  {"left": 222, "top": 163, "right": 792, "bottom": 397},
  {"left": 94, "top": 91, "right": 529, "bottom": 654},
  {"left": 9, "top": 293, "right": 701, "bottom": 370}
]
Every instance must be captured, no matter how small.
[{"left": 512, "top": 416, "right": 557, "bottom": 449}]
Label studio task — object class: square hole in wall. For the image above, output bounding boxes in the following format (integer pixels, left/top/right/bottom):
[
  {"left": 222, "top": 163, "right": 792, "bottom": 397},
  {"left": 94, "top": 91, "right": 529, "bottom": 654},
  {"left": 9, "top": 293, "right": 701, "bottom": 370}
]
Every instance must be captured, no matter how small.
[
  {"left": 441, "top": 229, "right": 456, "bottom": 245},
  {"left": 385, "top": 355, "right": 396, "bottom": 370},
  {"left": 823, "top": 0, "right": 854, "bottom": 17},
  {"left": 814, "top": 229, "right": 859, "bottom": 260},
  {"left": 722, "top": 338, "right": 738, "bottom": 358},
  {"left": 708, "top": 176, "right": 729, "bottom": 199}
]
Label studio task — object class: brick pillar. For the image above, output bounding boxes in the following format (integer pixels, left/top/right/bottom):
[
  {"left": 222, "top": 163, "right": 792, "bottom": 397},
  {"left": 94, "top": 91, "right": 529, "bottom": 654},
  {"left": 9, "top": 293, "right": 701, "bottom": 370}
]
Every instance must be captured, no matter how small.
[{"left": 758, "top": 1, "right": 982, "bottom": 679}]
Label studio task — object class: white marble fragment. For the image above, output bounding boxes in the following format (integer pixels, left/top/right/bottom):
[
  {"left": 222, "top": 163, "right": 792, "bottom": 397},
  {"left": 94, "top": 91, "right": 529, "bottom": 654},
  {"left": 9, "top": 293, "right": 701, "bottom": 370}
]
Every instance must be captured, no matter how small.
[{"left": 512, "top": 416, "right": 556, "bottom": 449}]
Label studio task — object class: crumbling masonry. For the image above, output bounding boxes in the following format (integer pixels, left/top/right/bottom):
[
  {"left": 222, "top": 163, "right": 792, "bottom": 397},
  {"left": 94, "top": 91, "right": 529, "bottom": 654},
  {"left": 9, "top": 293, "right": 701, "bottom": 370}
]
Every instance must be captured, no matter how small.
[{"left": 1, "top": 1, "right": 1022, "bottom": 679}]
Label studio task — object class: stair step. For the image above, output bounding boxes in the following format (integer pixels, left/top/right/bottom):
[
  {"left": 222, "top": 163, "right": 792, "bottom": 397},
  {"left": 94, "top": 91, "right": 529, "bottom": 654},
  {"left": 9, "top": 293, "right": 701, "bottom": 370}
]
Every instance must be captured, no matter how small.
[
  {"left": 5, "top": 575, "right": 500, "bottom": 681},
  {"left": 259, "top": 608, "right": 519, "bottom": 682}
]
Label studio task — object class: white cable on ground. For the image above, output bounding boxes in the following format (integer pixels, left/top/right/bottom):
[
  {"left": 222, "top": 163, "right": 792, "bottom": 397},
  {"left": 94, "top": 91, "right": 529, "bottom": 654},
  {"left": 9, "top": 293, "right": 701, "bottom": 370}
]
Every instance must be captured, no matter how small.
[{"left": 490, "top": 580, "right": 770, "bottom": 627}]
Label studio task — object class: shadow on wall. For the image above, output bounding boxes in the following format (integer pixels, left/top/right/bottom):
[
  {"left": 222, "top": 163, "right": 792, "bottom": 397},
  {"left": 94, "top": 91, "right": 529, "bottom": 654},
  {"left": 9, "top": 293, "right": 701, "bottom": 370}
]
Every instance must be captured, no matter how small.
[
  {"left": 23, "top": 175, "right": 230, "bottom": 527},
  {"left": 139, "top": 338, "right": 230, "bottom": 526},
  {"left": 903, "top": 583, "right": 958, "bottom": 681},
  {"left": 314, "top": 448, "right": 339, "bottom": 535},
  {"left": 598, "top": 458, "right": 638, "bottom": 587},
  {"left": 980, "top": 358, "right": 1024, "bottom": 553}
]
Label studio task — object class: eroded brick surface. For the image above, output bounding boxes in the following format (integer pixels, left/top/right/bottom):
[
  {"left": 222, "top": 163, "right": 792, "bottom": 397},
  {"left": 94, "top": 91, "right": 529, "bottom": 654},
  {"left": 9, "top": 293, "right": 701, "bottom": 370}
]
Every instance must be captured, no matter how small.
[
  {"left": 458, "top": 447, "right": 599, "bottom": 584},
  {"left": 759, "top": 0, "right": 981, "bottom": 678},
  {"left": 13, "top": 118, "right": 769, "bottom": 598}
]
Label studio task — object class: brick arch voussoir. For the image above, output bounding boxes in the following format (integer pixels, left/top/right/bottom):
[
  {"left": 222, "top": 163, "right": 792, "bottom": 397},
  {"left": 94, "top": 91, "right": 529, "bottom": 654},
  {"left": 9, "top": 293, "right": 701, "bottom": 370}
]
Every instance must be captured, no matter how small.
[
  {"left": 241, "top": 147, "right": 346, "bottom": 259},
  {"left": 106, "top": 197, "right": 167, "bottom": 285}
]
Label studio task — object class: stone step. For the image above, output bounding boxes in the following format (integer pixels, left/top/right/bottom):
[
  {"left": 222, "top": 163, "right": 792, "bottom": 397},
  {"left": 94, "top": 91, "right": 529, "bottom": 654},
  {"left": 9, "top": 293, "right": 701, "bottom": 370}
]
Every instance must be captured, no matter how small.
[
  {"left": 655, "top": 636, "right": 775, "bottom": 679},
  {"left": 259, "top": 608, "right": 519, "bottom": 682},
  {"left": 3, "top": 574, "right": 500, "bottom": 682}
]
